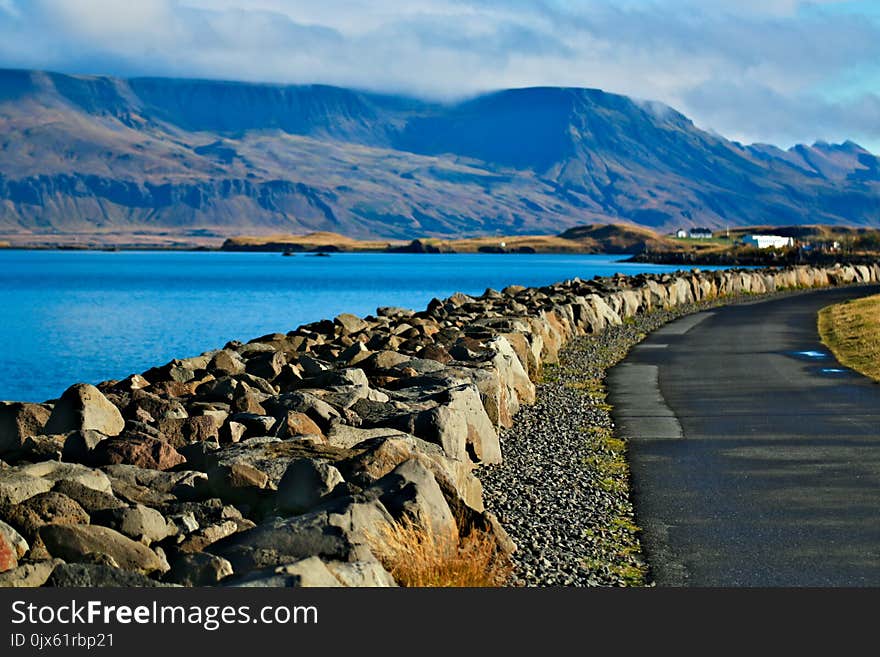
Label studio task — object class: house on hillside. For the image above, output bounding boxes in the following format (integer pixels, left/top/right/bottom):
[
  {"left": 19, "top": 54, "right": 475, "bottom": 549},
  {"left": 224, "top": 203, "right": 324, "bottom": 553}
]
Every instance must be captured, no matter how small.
[
  {"left": 689, "top": 227, "right": 713, "bottom": 239},
  {"left": 675, "top": 228, "right": 688, "bottom": 239},
  {"left": 742, "top": 234, "right": 794, "bottom": 249}
]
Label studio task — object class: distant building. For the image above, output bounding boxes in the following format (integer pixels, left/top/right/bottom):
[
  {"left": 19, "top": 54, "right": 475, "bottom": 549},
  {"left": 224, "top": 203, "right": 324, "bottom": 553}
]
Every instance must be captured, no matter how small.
[
  {"left": 689, "top": 227, "right": 713, "bottom": 239},
  {"left": 742, "top": 234, "right": 794, "bottom": 249},
  {"left": 675, "top": 228, "right": 688, "bottom": 238}
]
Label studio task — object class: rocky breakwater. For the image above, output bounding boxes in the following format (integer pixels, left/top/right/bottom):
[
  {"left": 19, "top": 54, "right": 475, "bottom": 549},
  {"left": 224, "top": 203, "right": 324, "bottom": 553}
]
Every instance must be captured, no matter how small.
[{"left": 1, "top": 262, "right": 878, "bottom": 587}]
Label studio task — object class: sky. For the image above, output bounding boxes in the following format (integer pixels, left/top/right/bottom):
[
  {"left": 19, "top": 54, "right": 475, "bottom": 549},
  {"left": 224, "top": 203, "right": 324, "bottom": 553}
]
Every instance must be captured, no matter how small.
[{"left": 0, "top": 0, "right": 878, "bottom": 152}]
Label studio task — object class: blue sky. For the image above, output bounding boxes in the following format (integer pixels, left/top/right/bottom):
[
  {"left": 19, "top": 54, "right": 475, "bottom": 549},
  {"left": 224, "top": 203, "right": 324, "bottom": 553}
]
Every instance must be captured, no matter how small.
[{"left": 0, "top": 0, "right": 878, "bottom": 151}]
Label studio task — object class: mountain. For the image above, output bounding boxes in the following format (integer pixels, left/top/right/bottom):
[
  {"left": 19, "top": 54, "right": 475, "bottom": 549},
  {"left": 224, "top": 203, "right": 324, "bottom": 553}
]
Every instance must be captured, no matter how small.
[{"left": 0, "top": 68, "right": 878, "bottom": 240}]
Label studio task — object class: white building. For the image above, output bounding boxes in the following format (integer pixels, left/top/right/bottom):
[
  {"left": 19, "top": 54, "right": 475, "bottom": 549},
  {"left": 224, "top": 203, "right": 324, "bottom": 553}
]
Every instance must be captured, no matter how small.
[
  {"left": 742, "top": 234, "right": 794, "bottom": 249},
  {"left": 675, "top": 228, "right": 688, "bottom": 238}
]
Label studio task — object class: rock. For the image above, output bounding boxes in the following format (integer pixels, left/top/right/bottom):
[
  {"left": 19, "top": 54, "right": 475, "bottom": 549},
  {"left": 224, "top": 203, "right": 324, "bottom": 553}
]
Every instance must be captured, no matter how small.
[
  {"left": 46, "top": 563, "right": 177, "bottom": 587},
  {"left": 219, "top": 421, "right": 247, "bottom": 444},
  {"left": 0, "top": 532, "right": 18, "bottom": 572},
  {"left": 245, "top": 351, "right": 286, "bottom": 380},
  {"left": 263, "top": 392, "right": 341, "bottom": 432},
  {"left": 0, "top": 559, "right": 62, "bottom": 587},
  {"left": 276, "top": 458, "right": 344, "bottom": 515},
  {"left": 276, "top": 411, "right": 325, "bottom": 440},
  {"left": 324, "top": 560, "right": 397, "bottom": 587},
  {"left": 26, "top": 461, "right": 111, "bottom": 491},
  {"left": 157, "top": 416, "right": 221, "bottom": 448},
  {"left": 19, "top": 492, "right": 90, "bottom": 532},
  {"left": 230, "top": 413, "right": 276, "bottom": 437},
  {"left": 208, "top": 350, "right": 246, "bottom": 376},
  {"left": 0, "top": 402, "right": 51, "bottom": 456},
  {"left": 20, "top": 433, "right": 66, "bottom": 461},
  {"left": 325, "top": 425, "right": 413, "bottom": 450},
  {"left": 91, "top": 435, "right": 186, "bottom": 471},
  {"left": 39, "top": 524, "right": 169, "bottom": 575},
  {"left": 227, "top": 556, "right": 343, "bottom": 587},
  {"left": 51, "top": 480, "right": 125, "bottom": 513},
  {"left": 165, "top": 552, "right": 233, "bottom": 586},
  {"left": 176, "top": 520, "right": 240, "bottom": 553},
  {"left": 362, "top": 350, "right": 412, "bottom": 373},
  {"left": 166, "top": 511, "right": 199, "bottom": 537},
  {"left": 335, "top": 313, "right": 369, "bottom": 335},
  {"left": 61, "top": 430, "right": 108, "bottom": 462},
  {"left": 0, "top": 520, "right": 28, "bottom": 559},
  {"left": 371, "top": 458, "right": 458, "bottom": 541},
  {"left": 43, "top": 384, "right": 125, "bottom": 437},
  {"left": 91, "top": 504, "right": 171, "bottom": 545},
  {"left": 209, "top": 498, "right": 391, "bottom": 572},
  {"left": 0, "top": 468, "right": 52, "bottom": 504}
]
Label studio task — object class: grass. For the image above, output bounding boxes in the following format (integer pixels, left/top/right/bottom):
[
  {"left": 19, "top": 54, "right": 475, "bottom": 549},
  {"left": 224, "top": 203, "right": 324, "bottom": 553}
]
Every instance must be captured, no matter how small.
[
  {"left": 818, "top": 294, "right": 880, "bottom": 382},
  {"left": 367, "top": 516, "right": 513, "bottom": 587}
]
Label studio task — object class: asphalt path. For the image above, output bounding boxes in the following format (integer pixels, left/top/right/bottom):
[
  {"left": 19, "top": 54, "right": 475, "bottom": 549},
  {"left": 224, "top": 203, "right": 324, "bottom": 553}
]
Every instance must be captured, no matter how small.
[{"left": 608, "top": 285, "right": 880, "bottom": 586}]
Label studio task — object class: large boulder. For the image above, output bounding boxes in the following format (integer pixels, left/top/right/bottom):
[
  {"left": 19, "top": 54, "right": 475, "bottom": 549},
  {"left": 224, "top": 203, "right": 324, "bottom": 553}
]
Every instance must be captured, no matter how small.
[
  {"left": 227, "top": 556, "right": 342, "bottom": 587},
  {"left": 39, "top": 524, "right": 169, "bottom": 575},
  {"left": 0, "top": 402, "right": 51, "bottom": 456},
  {"left": 10, "top": 492, "right": 91, "bottom": 539},
  {"left": 0, "top": 559, "right": 62, "bottom": 588},
  {"left": 209, "top": 497, "right": 392, "bottom": 573},
  {"left": 46, "top": 563, "right": 177, "bottom": 587},
  {"left": 275, "top": 458, "right": 344, "bottom": 515},
  {"left": 0, "top": 469, "right": 53, "bottom": 506},
  {"left": 90, "top": 504, "right": 171, "bottom": 545},
  {"left": 371, "top": 458, "right": 458, "bottom": 541},
  {"left": 164, "top": 552, "right": 233, "bottom": 586},
  {"left": 43, "top": 384, "right": 125, "bottom": 437},
  {"left": 90, "top": 435, "right": 186, "bottom": 471}
]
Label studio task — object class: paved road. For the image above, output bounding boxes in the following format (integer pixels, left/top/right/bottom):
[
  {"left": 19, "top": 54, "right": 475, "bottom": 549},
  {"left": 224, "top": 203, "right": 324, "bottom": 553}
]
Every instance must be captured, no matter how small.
[{"left": 608, "top": 285, "right": 880, "bottom": 586}]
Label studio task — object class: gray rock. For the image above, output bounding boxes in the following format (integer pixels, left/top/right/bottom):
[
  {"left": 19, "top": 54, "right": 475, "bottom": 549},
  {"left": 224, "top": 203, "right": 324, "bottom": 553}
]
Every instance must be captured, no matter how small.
[
  {"left": 43, "top": 384, "right": 125, "bottom": 437},
  {"left": 165, "top": 552, "right": 233, "bottom": 586},
  {"left": 209, "top": 498, "right": 391, "bottom": 572},
  {"left": 228, "top": 556, "right": 342, "bottom": 587},
  {"left": 335, "top": 313, "right": 369, "bottom": 335},
  {"left": 0, "top": 470, "right": 53, "bottom": 506},
  {"left": 39, "top": 524, "right": 170, "bottom": 575},
  {"left": 325, "top": 560, "right": 397, "bottom": 587},
  {"left": 0, "top": 559, "right": 63, "bottom": 588},
  {"left": 47, "top": 563, "right": 177, "bottom": 587},
  {"left": 19, "top": 461, "right": 113, "bottom": 495},
  {"left": 61, "top": 430, "right": 108, "bottom": 462},
  {"left": 91, "top": 504, "right": 171, "bottom": 545},
  {"left": 371, "top": 458, "right": 458, "bottom": 541},
  {"left": 276, "top": 458, "right": 344, "bottom": 515}
]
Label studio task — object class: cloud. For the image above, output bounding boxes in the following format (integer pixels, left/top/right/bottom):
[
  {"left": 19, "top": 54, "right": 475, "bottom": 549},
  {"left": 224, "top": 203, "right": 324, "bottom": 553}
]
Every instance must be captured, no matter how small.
[{"left": 0, "top": 0, "right": 877, "bottom": 151}]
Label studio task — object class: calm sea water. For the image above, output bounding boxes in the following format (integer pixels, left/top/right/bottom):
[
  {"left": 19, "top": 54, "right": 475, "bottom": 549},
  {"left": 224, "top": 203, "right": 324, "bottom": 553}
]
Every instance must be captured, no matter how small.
[{"left": 1, "top": 250, "right": 695, "bottom": 402}]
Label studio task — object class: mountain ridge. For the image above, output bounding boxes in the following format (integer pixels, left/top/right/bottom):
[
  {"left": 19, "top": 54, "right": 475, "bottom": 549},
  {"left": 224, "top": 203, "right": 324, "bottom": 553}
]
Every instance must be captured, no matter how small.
[{"left": 0, "top": 68, "right": 878, "bottom": 239}]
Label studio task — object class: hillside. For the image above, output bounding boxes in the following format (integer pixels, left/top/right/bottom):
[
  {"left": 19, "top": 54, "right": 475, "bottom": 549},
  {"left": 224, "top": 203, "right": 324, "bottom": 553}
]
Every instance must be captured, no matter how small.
[
  {"left": 223, "top": 223, "right": 693, "bottom": 254},
  {"left": 0, "top": 69, "right": 879, "bottom": 242}
]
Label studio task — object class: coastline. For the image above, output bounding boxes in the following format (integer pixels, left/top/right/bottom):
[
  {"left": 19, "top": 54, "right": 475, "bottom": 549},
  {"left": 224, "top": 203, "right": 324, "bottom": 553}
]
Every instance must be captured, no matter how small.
[{"left": 1, "top": 261, "right": 879, "bottom": 587}]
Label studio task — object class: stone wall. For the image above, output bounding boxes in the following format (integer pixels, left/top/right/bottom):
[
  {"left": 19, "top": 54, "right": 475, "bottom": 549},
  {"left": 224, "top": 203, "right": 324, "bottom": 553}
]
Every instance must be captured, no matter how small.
[{"left": 0, "top": 262, "right": 877, "bottom": 587}]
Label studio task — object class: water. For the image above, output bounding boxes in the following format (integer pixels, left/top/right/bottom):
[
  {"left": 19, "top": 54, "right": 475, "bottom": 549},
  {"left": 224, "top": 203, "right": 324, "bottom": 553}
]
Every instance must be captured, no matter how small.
[{"left": 1, "top": 250, "right": 698, "bottom": 402}]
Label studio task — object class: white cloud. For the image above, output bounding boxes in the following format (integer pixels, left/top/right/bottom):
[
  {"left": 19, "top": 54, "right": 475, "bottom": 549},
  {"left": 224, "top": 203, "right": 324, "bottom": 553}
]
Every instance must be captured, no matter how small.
[{"left": 0, "top": 0, "right": 877, "bottom": 150}]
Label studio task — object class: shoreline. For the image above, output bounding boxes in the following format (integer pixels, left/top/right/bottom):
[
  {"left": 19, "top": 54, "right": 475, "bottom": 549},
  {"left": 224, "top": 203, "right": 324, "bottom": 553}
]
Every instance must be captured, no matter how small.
[{"left": 1, "top": 262, "right": 878, "bottom": 587}]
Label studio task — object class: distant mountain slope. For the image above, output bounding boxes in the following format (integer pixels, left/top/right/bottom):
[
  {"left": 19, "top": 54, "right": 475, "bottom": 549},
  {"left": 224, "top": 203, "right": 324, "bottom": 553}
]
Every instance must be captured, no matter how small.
[{"left": 0, "top": 68, "right": 877, "bottom": 239}]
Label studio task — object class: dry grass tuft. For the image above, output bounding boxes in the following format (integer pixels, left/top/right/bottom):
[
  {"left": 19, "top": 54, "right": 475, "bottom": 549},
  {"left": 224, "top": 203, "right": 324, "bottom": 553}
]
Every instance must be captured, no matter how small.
[
  {"left": 367, "top": 517, "right": 512, "bottom": 587},
  {"left": 818, "top": 294, "right": 880, "bottom": 382}
]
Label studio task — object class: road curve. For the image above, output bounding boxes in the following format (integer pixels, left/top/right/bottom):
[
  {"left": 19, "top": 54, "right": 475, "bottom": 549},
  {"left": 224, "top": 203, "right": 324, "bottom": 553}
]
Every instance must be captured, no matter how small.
[{"left": 608, "top": 284, "right": 880, "bottom": 586}]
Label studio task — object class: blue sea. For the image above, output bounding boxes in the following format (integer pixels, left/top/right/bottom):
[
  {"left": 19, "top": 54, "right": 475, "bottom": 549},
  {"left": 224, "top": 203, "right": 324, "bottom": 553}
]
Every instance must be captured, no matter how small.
[{"left": 0, "top": 250, "right": 696, "bottom": 402}]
